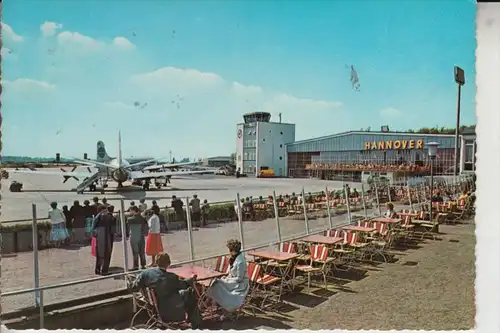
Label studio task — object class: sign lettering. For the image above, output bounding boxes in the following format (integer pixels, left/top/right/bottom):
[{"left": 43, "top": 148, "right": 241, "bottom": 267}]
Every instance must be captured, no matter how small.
[{"left": 364, "top": 139, "right": 423, "bottom": 150}]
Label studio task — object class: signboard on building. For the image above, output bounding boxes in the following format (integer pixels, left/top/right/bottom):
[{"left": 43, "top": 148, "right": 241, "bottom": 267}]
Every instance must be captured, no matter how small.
[{"left": 364, "top": 139, "right": 424, "bottom": 150}]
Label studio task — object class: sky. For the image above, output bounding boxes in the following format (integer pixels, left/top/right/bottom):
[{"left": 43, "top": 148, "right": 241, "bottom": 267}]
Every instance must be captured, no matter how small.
[{"left": 2, "top": 0, "right": 476, "bottom": 160}]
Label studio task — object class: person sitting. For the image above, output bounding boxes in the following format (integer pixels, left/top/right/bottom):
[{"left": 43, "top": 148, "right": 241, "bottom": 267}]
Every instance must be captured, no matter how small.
[
  {"left": 207, "top": 239, "right": 249, "bottom": 320},
  {"left": 458, "top": 190, "right": 468, "bottom": 201},
  {"left": 385, "top": 202, "right": 397, "bottom": 218},
  {"left": 128, "top": 253, "right": 202, "bottom": 328}
]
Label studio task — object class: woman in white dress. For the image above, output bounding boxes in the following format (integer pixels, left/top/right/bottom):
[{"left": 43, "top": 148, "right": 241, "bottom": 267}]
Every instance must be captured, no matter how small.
[
  {"left": 207, "top": 239, "right": 249, "bottom": 319},
  {"left": 48, "top": 202, "right": 69, "bottom": 247}
]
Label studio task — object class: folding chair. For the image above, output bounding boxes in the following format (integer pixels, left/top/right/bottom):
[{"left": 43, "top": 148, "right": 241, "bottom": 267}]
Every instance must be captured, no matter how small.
[
  {"left": 368, "top": 227, "right": 394, "bottom": 263},
  {"left": 293, "top": 244, "right": 335, "bottom": 290},
  {"left": 265, "top": 242, "right": 296, "bottom": 269},
  {"left": 247, "top": 262, "right": 281, "bottom": 308},
  {"left": 132, "top": 287, "right": 189, "bottom": 329},
  {"left": 214, "top": 256, "right": 230, "bottom": 274}
]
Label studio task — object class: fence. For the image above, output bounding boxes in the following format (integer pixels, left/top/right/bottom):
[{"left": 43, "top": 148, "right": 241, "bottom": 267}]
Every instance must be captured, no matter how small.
[{"left": 0, "top": 175, "right": 475, "bottom": 328}]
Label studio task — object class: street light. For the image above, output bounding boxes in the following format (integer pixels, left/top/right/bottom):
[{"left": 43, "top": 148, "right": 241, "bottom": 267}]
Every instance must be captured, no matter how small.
[
  {"left": 454, "top": 66, "right": 465, "bottom": 177},
  {"left": 427, "top": 142, "right": 440, "bottom": 223}
]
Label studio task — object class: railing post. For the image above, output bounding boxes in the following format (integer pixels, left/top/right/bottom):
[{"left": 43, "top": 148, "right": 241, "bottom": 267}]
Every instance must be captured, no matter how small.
[
  {"left": 374, "top": 182, "right": 382, "bottom": 216},
  {"left": 236, "top": 193, "right": 245, "bottom": 250},
  {"left": 119, "top": 199, "right": 129, "bottom": 277},
  {"left": 325, "top": 186, "right": 333, "bottom": 229},
  {"left": 272, "top": 190, "right": 282, "bottom": 243},
  {"left": 407, "top": 181, "right": 413, "bottom": 211},
  {"left": 185, "top": 197, "right": 195, "bottom": 261},
  {"left": 344, "top": 185, "right": 352, "bottom": 223},
  {"left": 360, "top": 184, "right": 368, "bottom": 218},
  {"left": 301, "top": 188, "right": 310, "bottom": 235},
  {"left": 39, "top": 290, "right": 44, "bottom": 329},
  {"left": 32, "top": 204, "right": 40, "bottom": 308}
]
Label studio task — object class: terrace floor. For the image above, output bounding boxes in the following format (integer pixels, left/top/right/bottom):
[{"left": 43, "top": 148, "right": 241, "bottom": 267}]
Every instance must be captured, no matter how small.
[{"left": 203, "top": 221, "right": 476, "bottom": 331}]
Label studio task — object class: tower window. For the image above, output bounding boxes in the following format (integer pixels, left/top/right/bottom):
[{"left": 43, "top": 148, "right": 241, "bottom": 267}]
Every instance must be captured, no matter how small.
[
  {"left": 279, "top": 156, "right": 283, "bottom": 160},
  {"left": 280, "top": 144, "right": 283, "bottom": 148},
  {"left": 280, "top": 131, "right": 283, "bottom": 135}
]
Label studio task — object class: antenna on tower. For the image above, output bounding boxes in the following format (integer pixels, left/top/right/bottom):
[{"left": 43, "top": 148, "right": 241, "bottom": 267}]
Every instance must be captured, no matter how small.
[{"left": 278, "top": 113, "right": 282, "bottom": 123}]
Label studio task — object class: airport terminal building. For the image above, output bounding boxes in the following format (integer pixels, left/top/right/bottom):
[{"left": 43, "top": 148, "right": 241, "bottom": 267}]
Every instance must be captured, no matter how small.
[{"left": 235, "top": 113, "right": 476, "bottom": 180}]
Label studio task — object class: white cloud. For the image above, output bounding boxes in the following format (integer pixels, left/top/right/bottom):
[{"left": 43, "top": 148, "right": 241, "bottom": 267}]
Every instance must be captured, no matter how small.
[
  {"left": 56, "top": 31, "right": 136, "bottom": 53},
  {"left": 380, "top": 107, "right": 402, "bottom": 118},
  {"left": 1, "top": 23, "right": 24, "bottom": 42},
  {"left": 3, "top": 78, "right": 56, "bottom": 91},
  {"left": 40, "top": 21, "right": 63, "bottom": 37},
  {"left": 57, "top": 31, "right": 103, "bottom": 50},
  {"left": 126, "top": 66, "right": 344, "bottom": 142},
  {"left": 112, "top": 37, "right": 136, "bottom": 50},
  {"left": 129, "top": 67, "right": 225, "bottom": 93}
]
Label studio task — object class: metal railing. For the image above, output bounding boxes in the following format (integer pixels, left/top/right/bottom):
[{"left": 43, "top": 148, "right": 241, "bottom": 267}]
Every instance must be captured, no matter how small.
[{"left": 1, "top": 176, "right": 474, "bottom": 329}]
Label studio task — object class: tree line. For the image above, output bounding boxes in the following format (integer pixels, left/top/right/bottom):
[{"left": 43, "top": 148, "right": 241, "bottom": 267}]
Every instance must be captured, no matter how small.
[{"left": 406, "top": 124, "right": 475, "bottom": 134}]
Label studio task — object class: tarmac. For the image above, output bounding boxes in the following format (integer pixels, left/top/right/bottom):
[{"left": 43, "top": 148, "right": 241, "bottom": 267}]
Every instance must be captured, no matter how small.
[
  {"left": 1, "top": 170, "right": 362, "bottom": 222},
  {"left": 0, "top": 170, "right": 371, "bottom": 313}
]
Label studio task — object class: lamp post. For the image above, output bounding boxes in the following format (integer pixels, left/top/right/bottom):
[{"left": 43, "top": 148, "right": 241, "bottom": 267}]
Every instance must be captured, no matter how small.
[
  {"left": 454, "top": 66, "right": 465, "bottom": 177},
  {"left": 427, "top": 142, "right": 440, "bottom": 223}
]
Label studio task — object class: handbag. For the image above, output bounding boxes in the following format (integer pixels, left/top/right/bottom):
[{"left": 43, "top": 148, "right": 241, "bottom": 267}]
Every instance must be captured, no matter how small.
[{"left": 91, "top": 236, "right": 97, "bottom": 257}]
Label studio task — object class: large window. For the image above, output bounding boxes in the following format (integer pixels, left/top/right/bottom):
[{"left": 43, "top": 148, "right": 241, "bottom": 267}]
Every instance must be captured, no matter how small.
[{"left": 464, "top": 142, "right": 475, "bottom": 171}]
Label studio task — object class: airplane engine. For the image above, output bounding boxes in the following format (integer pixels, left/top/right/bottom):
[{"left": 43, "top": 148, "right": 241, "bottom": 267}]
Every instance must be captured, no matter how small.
[{"left": 112, "top": 168, "right": 129, "bottom": 183}]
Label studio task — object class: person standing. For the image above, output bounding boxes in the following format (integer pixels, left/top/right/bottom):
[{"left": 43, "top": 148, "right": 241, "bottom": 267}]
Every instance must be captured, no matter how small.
[
  {"left": 138, "top": 198, "right": 148, "bottom": 214},
  {"left": 189, "top": 194, "right": 201, "bottom": 227},
  {"left": 82, "top": 200, "right": 94, "bottom": 240},
  {"left": 90, "top": 197, "right": 100, "bottom": 214},
  {"left": 145, "top": 206, "right": 164, "bottom": 266},
  {"left": 126, "top": 206, "right": 148, "bottom": 270},
  {"left": 92, "top": 205, "right": 115, "bottom": 275},
  {"left": 62, "top": 205, "right": 73, "bottom": 243},
  {"left": 70, "top": 200, "right": 85, "bottom": 244},
  {"left": 171, "top": 196, "right": 184, "bottom": 222},
  {"left": 201, "top": 199, "right": 210, "bottom": 227},
  {"left": 102, "top": 197, "right": 110, "bottom": 208},
  {"left": 48, "top": 202, "right": 70, "bottom": 247}
]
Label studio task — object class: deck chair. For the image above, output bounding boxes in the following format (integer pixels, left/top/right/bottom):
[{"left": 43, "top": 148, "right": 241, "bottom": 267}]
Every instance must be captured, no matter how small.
[
  {"left": 294, "top": 244, "right": 335, "bottom": 290},
  {"left": 247, "top": 262, "right": 281, "bottom": 308},
  {"left": 131, "top": 287, "right": 190, "bottom": 329},
  {"left": 214, "top": 256, "right": 231, "bottom": 274},
  {"left": 265, "top": 242, "right": 297, "bottom": 271}
]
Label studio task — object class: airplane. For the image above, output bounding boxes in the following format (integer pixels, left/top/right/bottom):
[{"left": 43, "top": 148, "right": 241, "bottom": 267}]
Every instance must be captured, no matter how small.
[{"left": 11, "top": 132, "right": 216, "bottom": 194}]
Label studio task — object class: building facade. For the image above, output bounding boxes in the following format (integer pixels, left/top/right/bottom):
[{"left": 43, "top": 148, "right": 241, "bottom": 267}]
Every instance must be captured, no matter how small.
[
  {"left": 286, "top": 131, "right": 476, "bottom": 180},
  {"left": 202, "top": 156, "right": 232, "bottom": 167},
  {"left": 236, "top": 112, "right": 296, "bottom": 177}
]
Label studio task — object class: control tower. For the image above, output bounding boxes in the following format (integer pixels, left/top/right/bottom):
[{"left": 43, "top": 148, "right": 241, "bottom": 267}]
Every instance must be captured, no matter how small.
[{"left": 236, "top": 112, "right": 295, "bottom": 177}]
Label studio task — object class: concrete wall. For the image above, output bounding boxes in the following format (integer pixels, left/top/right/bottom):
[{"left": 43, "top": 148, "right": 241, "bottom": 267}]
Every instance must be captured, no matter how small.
[{"left": 256, "top": 122, "right": 295, "bottom": 177}]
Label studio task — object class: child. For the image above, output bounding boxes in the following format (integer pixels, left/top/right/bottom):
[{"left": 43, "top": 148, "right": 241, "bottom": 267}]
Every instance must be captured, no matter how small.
[
  {"left": 145, "top": 206, "right": 164, "bottom": 266},
  {"left": 201, "top": 199, "right": 210, "bottom": 227}
]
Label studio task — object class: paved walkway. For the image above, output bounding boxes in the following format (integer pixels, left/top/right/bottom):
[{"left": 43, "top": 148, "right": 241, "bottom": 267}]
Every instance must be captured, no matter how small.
[{"left": 1, "top": 208, "right": 378, "bottom": 313}]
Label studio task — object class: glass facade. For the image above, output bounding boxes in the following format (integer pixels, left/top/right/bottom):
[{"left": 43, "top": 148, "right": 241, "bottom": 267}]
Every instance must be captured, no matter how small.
[
  {"left": 242, "top": 123, "right": 257, "bottom": 174},
  {"left": 287, "top": 132, "right": 462, "bottom": 178}
]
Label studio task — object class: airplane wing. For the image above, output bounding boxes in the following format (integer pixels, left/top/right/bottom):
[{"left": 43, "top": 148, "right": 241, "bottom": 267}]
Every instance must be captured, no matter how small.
[
  {"left": 72, "top": 158, "right": 119, "bottom": 170},
  {"left": 11, "top": 169, "right": 95, "bottom": 178},
  {"left": 130, "top": 169, "right": 216, "bottom": 180},
  {"left": 143, "top": 161, "right": 201, "bottom": 171}
]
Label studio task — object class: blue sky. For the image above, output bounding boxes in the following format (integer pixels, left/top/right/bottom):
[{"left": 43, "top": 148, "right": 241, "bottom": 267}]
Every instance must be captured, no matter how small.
[{"left": 2, "top": 0, "right": 476, "bottom": 159}]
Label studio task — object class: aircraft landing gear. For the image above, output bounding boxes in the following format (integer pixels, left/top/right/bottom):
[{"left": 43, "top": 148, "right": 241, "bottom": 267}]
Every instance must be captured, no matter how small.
[
  {"left": 155, "top": 182, "right": 162, "bottom": 189},
  {"left": 142, "top": 180, "right": 150, "bottom": 191},
  {"left": 117, "top": 182, "right": 124, "bottom": 188},
  {"left": 88, "top": 184, "right": 97, "bottom": 192}
]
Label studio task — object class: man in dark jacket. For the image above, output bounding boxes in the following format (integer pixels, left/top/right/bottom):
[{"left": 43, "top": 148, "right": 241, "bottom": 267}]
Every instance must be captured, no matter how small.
[
  {"left": 129, "top": 253, "right": 202, "bottom": 328},
  {"left": 126, "top": 206, "right": 148, "bottom": 270}
]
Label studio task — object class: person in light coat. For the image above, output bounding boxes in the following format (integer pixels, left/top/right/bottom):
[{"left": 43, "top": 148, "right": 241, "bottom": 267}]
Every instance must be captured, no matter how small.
[{"left": 207, "top": 239, "right": 249, "bottom": 318}]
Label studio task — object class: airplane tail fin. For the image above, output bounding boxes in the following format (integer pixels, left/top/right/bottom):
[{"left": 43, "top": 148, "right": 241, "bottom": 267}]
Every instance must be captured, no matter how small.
[
  {"left": 96, "top": 141, "right": 111, "bottom": 162},
  {"left": 117, "top": 131, "right": 123, "bottom": 168}
]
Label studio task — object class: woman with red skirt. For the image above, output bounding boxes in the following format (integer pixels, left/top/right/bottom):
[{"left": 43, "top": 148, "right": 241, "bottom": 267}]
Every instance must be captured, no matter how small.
[{"left": 145, "top": 205, "right": 164, "bottom": 266}]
